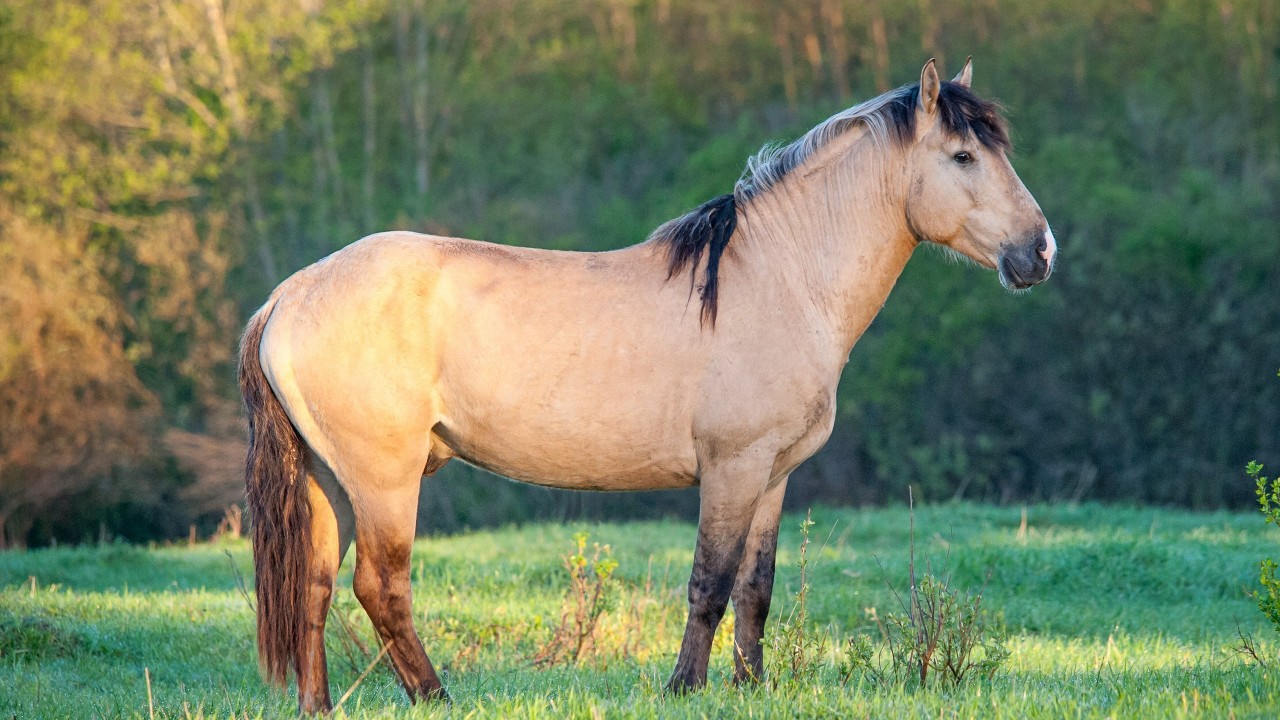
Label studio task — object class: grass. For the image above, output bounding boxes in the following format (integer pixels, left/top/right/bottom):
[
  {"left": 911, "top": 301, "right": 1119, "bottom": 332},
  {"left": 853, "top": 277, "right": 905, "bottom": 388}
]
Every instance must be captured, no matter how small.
[{"left": 2, "top": 503, "right": 1279, "bottom": 718}]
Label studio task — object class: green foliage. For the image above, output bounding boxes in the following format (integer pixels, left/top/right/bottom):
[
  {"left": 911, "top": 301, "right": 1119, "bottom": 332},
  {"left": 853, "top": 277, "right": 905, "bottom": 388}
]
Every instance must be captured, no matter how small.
[
  {"left": 3, "top": 506, "right": 1280, "bottom": 717},
  {"left": 3, "top": 0, "right": 1280, "bottom": 543},
  {"left": 1249, "top": 460, "right": 1280, "bottom": 637}
]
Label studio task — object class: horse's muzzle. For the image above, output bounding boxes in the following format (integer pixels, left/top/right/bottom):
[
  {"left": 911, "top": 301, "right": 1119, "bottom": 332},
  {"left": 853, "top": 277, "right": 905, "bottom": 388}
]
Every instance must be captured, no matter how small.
[{"left": 998, "top": 227, "right": 1055, "bottom": 289}]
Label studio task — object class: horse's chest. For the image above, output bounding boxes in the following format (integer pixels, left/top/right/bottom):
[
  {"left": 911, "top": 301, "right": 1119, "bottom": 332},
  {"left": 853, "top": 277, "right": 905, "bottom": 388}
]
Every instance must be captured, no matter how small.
[
  {"left": 769, "top": 391, "right": 837, "bottom": 478},
  {"left": 694, "top": 377, "right": 836, "bottom": 479}
]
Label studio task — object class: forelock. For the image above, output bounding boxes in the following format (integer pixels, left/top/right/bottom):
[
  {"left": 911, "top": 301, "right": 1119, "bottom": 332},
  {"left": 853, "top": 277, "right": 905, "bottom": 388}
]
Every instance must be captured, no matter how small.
[{"left": 935, "top": 82, "right": 1010, "bottom": 151}]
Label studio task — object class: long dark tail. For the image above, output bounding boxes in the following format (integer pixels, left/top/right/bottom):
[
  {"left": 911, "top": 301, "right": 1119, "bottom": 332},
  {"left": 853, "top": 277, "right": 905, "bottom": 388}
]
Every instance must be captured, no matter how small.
[{"left": 239, "top": 300, "right": 311, "bottom": 688}]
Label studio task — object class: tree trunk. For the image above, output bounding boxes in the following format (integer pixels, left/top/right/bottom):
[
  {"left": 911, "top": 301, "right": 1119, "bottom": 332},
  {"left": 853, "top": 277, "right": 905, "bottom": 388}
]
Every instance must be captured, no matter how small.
[
  {"left": 201, "top": 0, "right": 279, "bottom": 282},
  {"left": 271, "top": 127, "right": 303, "bottom": 267},
  {"left": 309, "top": 90, "right": 331, "bottom": 250},
  {"left": 360, "top": 10, "right": 377, "bottom": 232},
  {"left": 773, "top": 10, "right": 798, "bottom": 111},
  {"left": 918, "top": 0, "right": 942, "bottom": 68},
  {"left": 0, "top": 505, "right": 32, "bottom": 550},
  {"left": 821, "top": 0, "right": 851, "bottom": 101},
  {"left": 412, "top": 0, "right": 431, "bottom": 207},
  {"left": 869, "top": 9, "right": 891, "bottom": 93},
  {"left": 312, "top": 70, "right": 347, "bottom": 227},
  {"left": 393, "top": 1, "right": 430, "bottom": 222},
  {"left": 801, "top": 3, "right": 823, "bottom": 83}
]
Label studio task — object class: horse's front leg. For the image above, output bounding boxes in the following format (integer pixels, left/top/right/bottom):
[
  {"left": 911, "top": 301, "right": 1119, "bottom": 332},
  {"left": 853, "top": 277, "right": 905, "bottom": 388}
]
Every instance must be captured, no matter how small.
[
  {"left": 666, "top": 457, "right": 769, "bottom": 693},
  {"left": 730, "top": 474, "right": 788, "bottom": 684}
]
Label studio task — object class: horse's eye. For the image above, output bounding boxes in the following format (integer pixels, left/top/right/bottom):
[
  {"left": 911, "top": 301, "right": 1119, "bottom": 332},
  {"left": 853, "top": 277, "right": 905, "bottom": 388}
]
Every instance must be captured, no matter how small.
[{"left": 953, "top": 151, "right": 973, "bottom": 165}]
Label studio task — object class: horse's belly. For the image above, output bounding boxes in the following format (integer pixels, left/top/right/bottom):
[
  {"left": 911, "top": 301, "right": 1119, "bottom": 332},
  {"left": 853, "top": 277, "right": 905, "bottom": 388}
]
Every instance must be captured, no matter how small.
[
  {"left": 433, "top": 408, "right": 698, "bottom": 491},
  {"left": 420, "top": 239, "right": 709, "bottom": 490}
]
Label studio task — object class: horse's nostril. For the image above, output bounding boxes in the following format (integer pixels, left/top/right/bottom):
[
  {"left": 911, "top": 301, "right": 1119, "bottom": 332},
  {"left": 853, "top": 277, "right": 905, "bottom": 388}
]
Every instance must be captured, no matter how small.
[{"left": 1038, "top": 227, "right": 1058, "bottom": 264}]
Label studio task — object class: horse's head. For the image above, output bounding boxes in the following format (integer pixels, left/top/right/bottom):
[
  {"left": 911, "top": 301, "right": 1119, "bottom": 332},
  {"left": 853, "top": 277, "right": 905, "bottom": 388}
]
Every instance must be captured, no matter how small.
[{"left": 903, "top": 59, "right": 1055, "bottom": 289}]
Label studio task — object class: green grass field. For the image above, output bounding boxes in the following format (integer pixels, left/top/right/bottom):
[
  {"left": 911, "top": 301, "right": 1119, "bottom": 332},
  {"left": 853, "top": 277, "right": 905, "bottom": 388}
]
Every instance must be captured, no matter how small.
[{"left": 2, "top": 503, "right": 1279, "bottom": 718}]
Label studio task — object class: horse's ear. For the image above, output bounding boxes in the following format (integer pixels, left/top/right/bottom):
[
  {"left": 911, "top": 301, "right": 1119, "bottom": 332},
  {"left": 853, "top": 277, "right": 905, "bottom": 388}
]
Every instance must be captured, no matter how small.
[
  {"left": 918, "top": 58, "right": 940, "bottom": 116},
  {"left": 952, "top": 56, "right": 973, "bottom": 88}
]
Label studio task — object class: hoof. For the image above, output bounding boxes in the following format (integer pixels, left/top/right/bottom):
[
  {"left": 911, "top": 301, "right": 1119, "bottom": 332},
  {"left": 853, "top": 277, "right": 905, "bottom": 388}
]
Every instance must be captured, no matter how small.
[
  {"left": 664, "top": 673, "right": 705, "bottom": 696},
  {"left": 297, "top": 686, "right": 334, "bottom": 716},
  {"left": 298, "top": 699, "right": 333, "bottom": 717},
  {"left": 418, "top": 684, "right": 451, "bottom": 704}
]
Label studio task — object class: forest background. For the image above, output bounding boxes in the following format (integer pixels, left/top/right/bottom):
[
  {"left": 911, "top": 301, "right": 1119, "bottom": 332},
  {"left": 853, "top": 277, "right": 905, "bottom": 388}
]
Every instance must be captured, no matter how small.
[{"left": 0, "top": 0, "right": 1276, "bottom": 547}]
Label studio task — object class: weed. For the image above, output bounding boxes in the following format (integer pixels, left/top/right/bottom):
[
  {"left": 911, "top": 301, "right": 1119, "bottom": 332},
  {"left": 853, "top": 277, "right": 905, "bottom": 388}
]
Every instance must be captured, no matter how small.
[
  {"left": 1242, "top": 456, "right": 1280, "bottom": 667},
  {"left": 223, "top": 550, "right": 254, "bottom": 613},
  {"left": 1232, "top": 621, "right": 1269, "bottom": 668},
  {"left": 766, "top": 509, "right": 825, "bottom": 687},
  {"left": 531, "top": 532, "right": 619, "bottom": 667},
  {"left": 843, "top": 575, "right": 1009, "bottom": 689},
  {"left": 334, "top": 641, "right": 392, "bottom": 713},
  {"left": 842, "top": 490, "right": 1009, "bottom": 689},
  {"left": 1235, "top": 370, "right": 1278, "bottom": 665}
]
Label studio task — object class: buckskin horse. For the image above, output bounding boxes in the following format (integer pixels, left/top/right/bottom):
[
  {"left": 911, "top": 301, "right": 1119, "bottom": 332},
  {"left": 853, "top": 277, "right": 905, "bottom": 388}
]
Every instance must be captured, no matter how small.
[{"left": 239, "top": 59, "right": 1055, "bottom": 713}]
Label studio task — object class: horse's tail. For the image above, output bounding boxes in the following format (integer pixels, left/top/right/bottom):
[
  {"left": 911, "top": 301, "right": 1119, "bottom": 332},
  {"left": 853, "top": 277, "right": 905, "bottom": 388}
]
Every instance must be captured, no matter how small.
[{"left": 239, "top": 298, "right": 311, "bottom": 688}]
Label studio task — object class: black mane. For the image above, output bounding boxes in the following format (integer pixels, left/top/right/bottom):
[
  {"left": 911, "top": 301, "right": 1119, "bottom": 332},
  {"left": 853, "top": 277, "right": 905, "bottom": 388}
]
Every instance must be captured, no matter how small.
[
  {"left": 736, "top": 80, "right": 1010, "bottom": 202},
  {"left": 654, "top": 193, "right": 737, "bottom": 327},
  {"left": 656, "top": 81, "right": 1009, "bottom": 329}
]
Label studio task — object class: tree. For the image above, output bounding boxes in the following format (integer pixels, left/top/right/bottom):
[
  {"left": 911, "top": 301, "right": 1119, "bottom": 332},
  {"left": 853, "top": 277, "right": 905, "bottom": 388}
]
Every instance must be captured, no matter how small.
[{"left": 0, "top": 207, "right": 155, "bottom": 546}]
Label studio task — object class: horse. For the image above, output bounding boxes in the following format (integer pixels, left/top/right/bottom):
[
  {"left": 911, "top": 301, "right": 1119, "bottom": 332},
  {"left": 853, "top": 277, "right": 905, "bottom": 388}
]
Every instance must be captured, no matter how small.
[{"left": 238, "top": 58, "right": 1055, "bottom": 713}]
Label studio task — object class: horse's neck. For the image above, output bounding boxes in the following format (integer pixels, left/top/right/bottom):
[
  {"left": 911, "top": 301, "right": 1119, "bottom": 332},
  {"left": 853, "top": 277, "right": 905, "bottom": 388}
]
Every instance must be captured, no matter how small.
[{"left": 736, "top": 132, "right": 916, "bottom": 362}]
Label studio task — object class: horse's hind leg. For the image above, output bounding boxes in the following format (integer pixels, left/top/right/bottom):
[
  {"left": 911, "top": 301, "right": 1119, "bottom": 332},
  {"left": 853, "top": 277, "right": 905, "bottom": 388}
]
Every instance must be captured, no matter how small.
[
  {"left": 297, "top": 460, "right": 355, "bottom": 715},
  {"left": 730, "top": 475, "right": 788, "bottom": 684},
  {"left": 349, "top": 482, "right": 447, "bottom": 702}
]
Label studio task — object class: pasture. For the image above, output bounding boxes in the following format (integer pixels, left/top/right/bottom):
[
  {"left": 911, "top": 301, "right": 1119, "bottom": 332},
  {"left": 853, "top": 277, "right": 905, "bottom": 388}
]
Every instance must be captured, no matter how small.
[{"left": 2, "top": 503, "right": 1278, "bottom": 718}]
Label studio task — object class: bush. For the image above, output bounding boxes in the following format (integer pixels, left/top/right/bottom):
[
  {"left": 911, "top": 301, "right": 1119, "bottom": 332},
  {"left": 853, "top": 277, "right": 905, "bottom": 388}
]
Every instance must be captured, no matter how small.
[
  {"left": 531, "top": 532, "right": 619, "bottom": 667},
  {"left": 842, "top": 574, "right": 1009, "bottom": 689},
  {"left": 842, "top": 494, "right": 1009, "bottom": 689},
  {"left": 1249, "top": 460, "right": 1280, "bottom": 636}
]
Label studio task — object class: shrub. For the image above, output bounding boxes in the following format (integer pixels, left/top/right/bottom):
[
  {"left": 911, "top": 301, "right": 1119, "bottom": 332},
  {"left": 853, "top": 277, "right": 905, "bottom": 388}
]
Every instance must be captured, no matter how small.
[
  {"left": 842, "top": 492, "right": 1009, "bottom": 689},
  {"left": 1249, "top": 460, "right": 1280, "bottom": 636},
  {"left": 842, "top": 574, "right": 1009, "bottom": 689},
  {"left": 531, "top": 532, "right": 619, "bottom": 667}
]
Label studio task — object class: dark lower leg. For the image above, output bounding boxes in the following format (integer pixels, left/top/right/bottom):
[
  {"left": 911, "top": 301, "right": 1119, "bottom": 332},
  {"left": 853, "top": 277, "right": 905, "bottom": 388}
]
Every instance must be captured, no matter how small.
[
  {"left": 731, "top": 475, "right": 787, "bottom": 684},
  {"left": 353, "top": 543, "right": 447, "bottom": 702},
  {"left": 731, "top": 529, "right": 779, "bottom": 683},
  {"left": 666, "top": 528, "right": 750, "bottom": 693}
]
